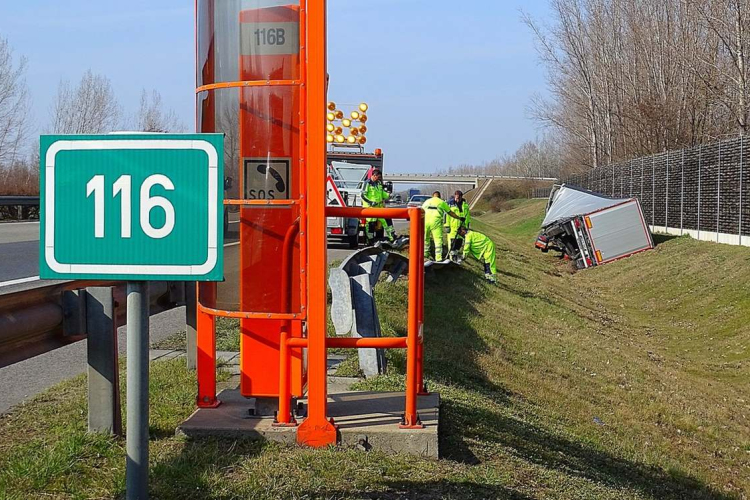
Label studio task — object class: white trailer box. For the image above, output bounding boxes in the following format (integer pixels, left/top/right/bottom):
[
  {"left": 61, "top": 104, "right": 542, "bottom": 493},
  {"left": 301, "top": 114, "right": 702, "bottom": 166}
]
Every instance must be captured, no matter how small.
[{"left": 537, "top": 185, "right": 653, "bottom": 269}]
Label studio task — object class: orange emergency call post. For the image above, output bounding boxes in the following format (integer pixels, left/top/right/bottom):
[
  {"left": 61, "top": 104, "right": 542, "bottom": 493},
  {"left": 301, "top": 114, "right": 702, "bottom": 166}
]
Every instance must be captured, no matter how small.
[{"left": 195, "top": 0, "right": 425, "bottom": 448}]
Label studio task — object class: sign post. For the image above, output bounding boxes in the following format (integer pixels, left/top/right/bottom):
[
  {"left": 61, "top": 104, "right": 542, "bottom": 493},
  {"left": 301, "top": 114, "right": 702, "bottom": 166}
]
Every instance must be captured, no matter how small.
[{"left": 40, "top": 134, "right": 224, "bottom": 499}]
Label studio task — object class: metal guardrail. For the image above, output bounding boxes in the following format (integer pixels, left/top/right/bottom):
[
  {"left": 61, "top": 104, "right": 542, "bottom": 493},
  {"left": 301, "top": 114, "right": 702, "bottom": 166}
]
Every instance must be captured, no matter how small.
[
  {"left": 0, "top": 196, "right": 40, "bottom": 220},
  {"left": 0, "top": 279, "right": 187, "bottom": 368},
  {"left": 0, "top": 195, "right": 40, "bottom": 206}
]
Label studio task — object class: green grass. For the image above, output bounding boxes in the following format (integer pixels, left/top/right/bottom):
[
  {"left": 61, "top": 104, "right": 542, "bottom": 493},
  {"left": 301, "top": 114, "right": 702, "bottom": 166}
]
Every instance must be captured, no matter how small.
[
  {"left": 152, "top": 317, "right": 240, "bottom": 352},
  {"left": 1, "top": 199, "right": 748, "bottom": 499}
]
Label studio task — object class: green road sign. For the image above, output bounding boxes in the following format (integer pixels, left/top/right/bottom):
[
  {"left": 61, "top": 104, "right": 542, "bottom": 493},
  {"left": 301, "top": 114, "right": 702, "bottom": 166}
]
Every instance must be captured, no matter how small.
[{"left": 39, "top": 134, "right": 224, "bottom": 281}]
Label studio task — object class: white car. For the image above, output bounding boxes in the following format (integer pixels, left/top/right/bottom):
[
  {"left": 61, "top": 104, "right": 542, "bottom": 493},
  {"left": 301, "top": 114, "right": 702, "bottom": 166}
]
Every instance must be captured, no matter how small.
[{"left": 406, "top": 194, "right": 430, "bottom": 208}]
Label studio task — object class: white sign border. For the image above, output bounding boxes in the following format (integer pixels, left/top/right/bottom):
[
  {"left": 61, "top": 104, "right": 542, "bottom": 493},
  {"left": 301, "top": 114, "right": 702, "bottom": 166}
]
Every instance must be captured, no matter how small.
[{"left": 44, "top": 139, "right": 219, "bottom": 276}]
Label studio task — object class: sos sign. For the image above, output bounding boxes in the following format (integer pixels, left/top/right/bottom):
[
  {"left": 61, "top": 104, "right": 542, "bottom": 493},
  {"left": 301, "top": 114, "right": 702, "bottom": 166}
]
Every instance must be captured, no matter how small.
[
  {"left": 243, "top": 158, "right": 290, "bottom": 200},
  {"left": 39, "top": 134, "right": 224, "bottom": 281}
]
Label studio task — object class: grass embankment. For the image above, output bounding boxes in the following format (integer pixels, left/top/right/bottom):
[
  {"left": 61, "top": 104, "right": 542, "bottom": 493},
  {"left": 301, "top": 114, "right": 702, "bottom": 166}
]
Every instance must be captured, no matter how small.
[{"left": 1, "top": 199, "right": 748, "bottom": 499}]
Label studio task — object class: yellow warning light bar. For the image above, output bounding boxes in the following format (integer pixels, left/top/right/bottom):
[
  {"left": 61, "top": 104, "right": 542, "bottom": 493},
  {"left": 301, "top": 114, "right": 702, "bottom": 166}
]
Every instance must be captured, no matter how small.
[{"left": 325, "top": 100, "right": 370, "bottom": 145}]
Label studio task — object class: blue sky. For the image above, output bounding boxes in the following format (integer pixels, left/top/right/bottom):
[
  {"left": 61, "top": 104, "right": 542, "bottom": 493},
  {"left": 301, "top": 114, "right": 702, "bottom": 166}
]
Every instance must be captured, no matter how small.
[{"left": 0, "top": 0, "right": 551, "bottom": 173}]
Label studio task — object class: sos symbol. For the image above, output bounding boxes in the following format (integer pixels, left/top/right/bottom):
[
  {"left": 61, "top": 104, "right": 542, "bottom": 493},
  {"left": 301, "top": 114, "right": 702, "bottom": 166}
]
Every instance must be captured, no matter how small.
[{"left": 244, "top": 159, "right": 290, "bottom": 200}]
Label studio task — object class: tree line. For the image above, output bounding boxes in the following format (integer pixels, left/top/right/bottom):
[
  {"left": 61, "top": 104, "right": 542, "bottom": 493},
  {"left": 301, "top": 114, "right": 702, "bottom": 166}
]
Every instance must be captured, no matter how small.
[
  {"left": 525, "top": 0, "right": 750, "bottom": 174},
  {"left": 0, "top": 36, "right": 184, "bottom": 196}
]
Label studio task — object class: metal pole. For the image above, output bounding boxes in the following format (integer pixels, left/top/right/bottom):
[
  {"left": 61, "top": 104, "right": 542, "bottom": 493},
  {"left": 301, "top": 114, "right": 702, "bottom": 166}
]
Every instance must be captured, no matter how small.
[
  {"left": 698, "top": 146, "right": 702, "bottom": 239},
  {"left": 665, "top": 153, "right": 669, "bottom": 232},
  {"left": 740, "top": 136, "right": 744, "bottom": 245},
  {"left": 681, "top": 149, "right": 685, "bottom": 234},
  {"left": 87, "top": 286, "right": 122, "bottom": 435},
  {"left": 185, "top": 282, "right": 197, "bottom": 370},
  {"left": 717, "top": 141, "right": 721, "bottom": 241},
  {"left": 126, "top": 281, "right": 149, "bottom": 500}
]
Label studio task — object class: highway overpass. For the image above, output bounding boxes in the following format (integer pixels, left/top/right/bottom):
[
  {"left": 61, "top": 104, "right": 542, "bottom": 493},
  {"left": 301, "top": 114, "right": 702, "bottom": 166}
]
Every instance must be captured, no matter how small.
[{"left": 385, "top": 173, "right": 557, "bottom": 188}]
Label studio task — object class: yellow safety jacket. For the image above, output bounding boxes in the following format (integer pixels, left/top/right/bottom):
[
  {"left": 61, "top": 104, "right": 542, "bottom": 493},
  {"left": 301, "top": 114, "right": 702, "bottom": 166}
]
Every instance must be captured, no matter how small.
[{"left": 421, "top": 197, "right": 450, "bottom": 226}]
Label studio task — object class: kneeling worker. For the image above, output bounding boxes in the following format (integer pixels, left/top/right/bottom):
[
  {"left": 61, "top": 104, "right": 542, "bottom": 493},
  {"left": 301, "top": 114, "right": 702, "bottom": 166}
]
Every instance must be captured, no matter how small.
[
  {"left": 423, "top": 191, "right": 463, "bottom": 261},
  {"left": 456, "top": 225, "right": 497, "bottom": 283}
]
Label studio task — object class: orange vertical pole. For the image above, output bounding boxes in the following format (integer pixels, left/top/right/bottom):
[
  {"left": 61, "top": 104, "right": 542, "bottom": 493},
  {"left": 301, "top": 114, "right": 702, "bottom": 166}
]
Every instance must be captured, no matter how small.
[
  {"left": 401, "top": 208, "right": 424, "bottom": 429},
  {"left": 196, "top": 282, "right": 220, "bottom": 407},
  {"left": 296, "top": 0, "right": 337, "bottom": 447},
  {"left": 275, "top": 220, "right": 299, "bottom": 426},
  {"left": 416, "top": 210, "right": 427, "bottom": 394}
]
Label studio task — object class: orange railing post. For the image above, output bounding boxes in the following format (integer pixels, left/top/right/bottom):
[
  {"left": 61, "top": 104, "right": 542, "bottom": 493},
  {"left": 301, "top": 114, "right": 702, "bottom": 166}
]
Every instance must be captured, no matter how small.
[
  {"left": 296, "top": 0, "right": 338, "bottom": 448},
  {"left": 401, "top": 207, "right": 425, "bottom": 429},
  {"left": 196, "top": 282, "right": 220, "bottom": 408},
  {"left": 416, "top": 212, "right": 427, "bottom": 394},
  {"left": 275, "top": 220, "right": 300, "bottom": 426}
]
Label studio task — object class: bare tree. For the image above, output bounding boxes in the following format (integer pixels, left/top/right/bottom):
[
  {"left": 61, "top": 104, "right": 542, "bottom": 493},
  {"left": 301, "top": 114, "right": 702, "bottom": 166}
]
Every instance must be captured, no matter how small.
[
  {"left": 50, "top": 70, "right": 120, "bottom": 134},
  {"left": 689, "top": 0, "right": 750, "bottom": 135},
  {"left": 134, "top": 89, "right": 184, "bottom": 132},
  {"left": 0, "top": 36, "right": 30, "bottom": 166},
  {"left": 524, "top": 0, "right": 741, "bottom": 171}
]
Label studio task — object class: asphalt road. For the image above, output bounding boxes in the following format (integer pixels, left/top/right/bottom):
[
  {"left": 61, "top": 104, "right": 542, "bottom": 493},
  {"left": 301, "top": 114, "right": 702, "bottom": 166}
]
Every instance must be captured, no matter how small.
[
  {"left": 0, "top": 218, "right": 408, "bottom": 414},
  {"left": 0, "top": 222, "right": 40, "bottom": 287}
]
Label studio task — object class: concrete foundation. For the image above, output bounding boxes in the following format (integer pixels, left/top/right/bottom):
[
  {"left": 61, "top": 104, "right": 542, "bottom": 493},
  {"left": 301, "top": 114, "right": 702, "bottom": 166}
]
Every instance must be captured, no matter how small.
[{"left": 177, "top": 382, "right": 440, "bottom": 457}]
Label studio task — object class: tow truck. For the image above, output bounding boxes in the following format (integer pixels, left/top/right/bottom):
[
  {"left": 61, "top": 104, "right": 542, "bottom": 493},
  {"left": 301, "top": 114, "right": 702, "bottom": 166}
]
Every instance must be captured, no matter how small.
[{"left": 326, "top": 147, "right": 392, "bottom": 248}]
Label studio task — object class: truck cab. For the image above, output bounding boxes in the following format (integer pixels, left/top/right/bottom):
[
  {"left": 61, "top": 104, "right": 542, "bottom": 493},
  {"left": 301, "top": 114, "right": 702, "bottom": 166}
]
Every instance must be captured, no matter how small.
[{"left": 326, "top": 148, "right": 389, "bottom": 248}]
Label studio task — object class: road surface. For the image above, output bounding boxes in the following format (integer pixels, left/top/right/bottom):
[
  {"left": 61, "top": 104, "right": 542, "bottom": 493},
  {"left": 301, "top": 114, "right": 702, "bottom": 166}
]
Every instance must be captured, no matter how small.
[{"left": 0, "top": 217, "right": 408, "bottom": 414}]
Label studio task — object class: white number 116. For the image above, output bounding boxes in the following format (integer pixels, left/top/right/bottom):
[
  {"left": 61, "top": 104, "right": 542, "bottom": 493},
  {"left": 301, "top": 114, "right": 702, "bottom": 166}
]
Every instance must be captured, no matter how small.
[{"left": 86, "top": 174, "right": 175, "bottom": 239}]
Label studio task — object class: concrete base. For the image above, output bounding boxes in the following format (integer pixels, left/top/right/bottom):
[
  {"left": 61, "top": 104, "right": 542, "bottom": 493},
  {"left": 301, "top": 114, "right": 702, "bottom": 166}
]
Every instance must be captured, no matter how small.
[{"left": 177, "top": 385, "right": 440, "bottom": 457}]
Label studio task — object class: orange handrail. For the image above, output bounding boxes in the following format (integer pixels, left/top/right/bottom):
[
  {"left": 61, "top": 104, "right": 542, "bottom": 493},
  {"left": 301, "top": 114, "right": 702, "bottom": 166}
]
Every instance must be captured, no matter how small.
[
  {"left": 286, "top": 337, "right": 408, "bottom": 349},
  {"left": 196, "top": 80, "right": 303, "bottom": 93}
]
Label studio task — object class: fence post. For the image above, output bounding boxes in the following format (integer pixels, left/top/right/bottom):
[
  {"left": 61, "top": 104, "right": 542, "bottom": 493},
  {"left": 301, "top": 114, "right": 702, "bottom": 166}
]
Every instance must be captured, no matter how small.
[
  {"left": 630, "top": 160, "right": 633, "bottom": 196},
  {"left": 651, "top": 156, "right": 656, "bottom": 229},
  {"left": 698, "top": 146, "right": 702, "bottom": 240},
  {"left": 86, "top": 286, "right": 122, "bottom": 435},
  {"left": 681, "top": 150, "right": 685, "bottom": 235},
  {"left": 717, "top": 141, "right": 721, "bottom": 242},
  {"left": 665, "top": 152, "right": 670, "bottom": 232},
  {"left": 740, "top": 136, "right": 744, "bottom": 245},
  {"left": 641, "top": 157, "right": 645, "bottom": 204}
]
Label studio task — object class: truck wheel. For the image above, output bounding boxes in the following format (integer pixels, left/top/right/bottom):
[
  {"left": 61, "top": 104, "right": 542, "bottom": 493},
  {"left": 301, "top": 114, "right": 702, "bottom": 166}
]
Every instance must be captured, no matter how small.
[{"left": 347, "top": 233, "right": 359, "bottom": 249}]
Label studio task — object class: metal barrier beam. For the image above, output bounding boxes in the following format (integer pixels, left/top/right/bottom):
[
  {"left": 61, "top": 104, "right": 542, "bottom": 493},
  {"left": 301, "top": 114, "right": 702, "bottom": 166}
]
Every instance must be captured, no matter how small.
[{"left": 0, "top": 281, "right": 185, "bottom": 368}]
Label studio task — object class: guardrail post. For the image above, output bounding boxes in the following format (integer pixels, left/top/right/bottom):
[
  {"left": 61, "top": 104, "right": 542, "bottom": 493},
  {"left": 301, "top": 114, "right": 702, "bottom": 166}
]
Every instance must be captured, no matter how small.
[
  {"left": 16, "top": 205, "right": 23, "bottom": 221},
  {"left": 86, "top": 287, "right": 122, "bottom": 435},
  {"left": 185, "top": 282, "right": 197, "bottom": 370}
]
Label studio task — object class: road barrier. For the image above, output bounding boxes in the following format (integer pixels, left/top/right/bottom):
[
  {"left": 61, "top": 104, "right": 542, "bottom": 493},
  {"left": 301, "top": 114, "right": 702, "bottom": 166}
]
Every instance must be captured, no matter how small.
[
  {"left": 0, "top": 280, "right": 189, "bottom": 434},
  {"left": 0, "top": 195, "right": 40, "bottom": 220},
  {"left": 0, "top": 280, "right": 186, "bottom": 368},
  {"left": 329, "top": 246, "right": 410, "bottom": 377}
]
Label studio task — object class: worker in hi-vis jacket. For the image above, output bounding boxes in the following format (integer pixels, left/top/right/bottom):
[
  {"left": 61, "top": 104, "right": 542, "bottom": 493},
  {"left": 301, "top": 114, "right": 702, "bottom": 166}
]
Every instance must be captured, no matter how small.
[
  {"left": 361, "top": 169, "right": 396, "bottom": 242},
  {"left": 445, "top": 190, "right": 471, "bottom": 253},
  {"left": 456, "top": 225, "right": 497, "bottom": 283},
  {"left": 422, "top": 191, "right": 462, "bottom": 261}
]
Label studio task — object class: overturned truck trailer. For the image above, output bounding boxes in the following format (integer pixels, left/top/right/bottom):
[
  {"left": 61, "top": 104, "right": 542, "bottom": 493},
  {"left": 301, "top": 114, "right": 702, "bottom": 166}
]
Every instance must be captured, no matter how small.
[{"left": 535, "top": 185, "right": 654, "bottom": 269}]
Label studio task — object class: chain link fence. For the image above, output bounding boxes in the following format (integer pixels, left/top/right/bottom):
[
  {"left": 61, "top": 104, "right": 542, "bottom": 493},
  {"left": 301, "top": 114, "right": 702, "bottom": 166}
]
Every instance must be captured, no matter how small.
[{"left": 563, "top": 136, "right": 750, "bottom": 246}]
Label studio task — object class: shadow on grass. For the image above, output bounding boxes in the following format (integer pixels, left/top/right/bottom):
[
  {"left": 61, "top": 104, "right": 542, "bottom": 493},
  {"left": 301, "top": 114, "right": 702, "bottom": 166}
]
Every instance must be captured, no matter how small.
[
  {"left": 144, "top": 438, "right": 265, "bottom": 499},
  {"left": 652, "top": 232, "right": 680, "bottom": 246},
  {"left": 422, "top": 264, "right": 735, "bottom": 500},
  {"left": 305, "top": 480, "right": 536, "bottom": 500}
]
